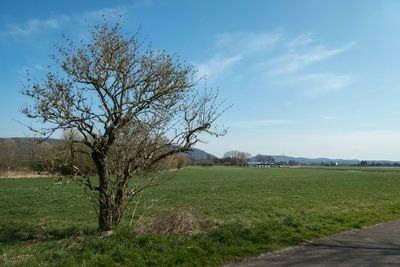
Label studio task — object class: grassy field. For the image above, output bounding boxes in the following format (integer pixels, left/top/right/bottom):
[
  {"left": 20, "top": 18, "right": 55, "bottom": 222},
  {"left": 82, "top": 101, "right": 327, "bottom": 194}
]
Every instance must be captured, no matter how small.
[{"left": 2, "top": 166, "right": 400, "bottom": 266}]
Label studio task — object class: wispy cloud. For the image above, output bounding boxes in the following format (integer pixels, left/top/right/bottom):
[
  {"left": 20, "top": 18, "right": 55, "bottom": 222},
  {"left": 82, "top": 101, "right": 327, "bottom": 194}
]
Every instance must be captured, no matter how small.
[
  {"left": 195, "top": 54, "right": 242, "bottom": 78},
  {"left": 2, "top": 0, "right": 152, "bottom": 38},
  {"left": 287, "top": 32, "right": 313, "bottom": 48},
  {"left": 196, "top": 31, "right": 354, "bottom": 97},
  {"left": 195, "top": 32, "right": 280, "bottom": 79},
  {"left": 81, "top": 0, "right": 152, "bottom": 22},
  {"left": 216, "top": 32, "right": 281, "bottom": 54},
  {"left": 287, "top": 73, "right": 353, "bottom": 95},
  {"left": 266, "top": 42, "right": 354, "bottom": 75},
  {"left": 7, "top": 15, "right": 70, "bottom": 37},
  {"left": 254, "top": 34, "right": 356, "bottom": 96},
  {"left": 78, "top": 0, "right": 152, "bottom": 24}
]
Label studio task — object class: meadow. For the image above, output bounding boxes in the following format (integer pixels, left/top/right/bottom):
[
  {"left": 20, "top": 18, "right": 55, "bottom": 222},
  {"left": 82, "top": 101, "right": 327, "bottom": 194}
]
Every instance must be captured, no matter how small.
[{"left": 1, "top": 166, "right": 400, "bottom": 266}]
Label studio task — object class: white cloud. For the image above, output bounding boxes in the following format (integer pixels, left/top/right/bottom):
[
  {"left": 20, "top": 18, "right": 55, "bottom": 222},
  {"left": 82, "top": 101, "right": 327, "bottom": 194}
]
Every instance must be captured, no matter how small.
[
  {"left": 7, "top": 15, "right": 70, "bottom": 37},
  {"left": 80, "top": 0, "right": 153, "bottom": 22},
  {"left": 195, "top": 32, "right": 280, "bottom": 79},
  {"left": 288, "top": 33, "right": 313, "bottom": 48},
  {"left": 2, "top": 1, "right": 152, "bottom": 38},
  {"left": 215, "top": 32, "right": 281, "bottom": 54},
  {"left": 266, "top": 42, "right": 354, "bottom": 75},
  {"left": 196, "top": 31, "right": 354, "bottom": 95},
  {"left": 261, "top": 36, "right": 355, "bottom": 95},
  {"left": 289, "top": 73, "right": 353, "bottom": 95},
  {"left": 195, "top": 54, "right": 242, "bottom": 78}
]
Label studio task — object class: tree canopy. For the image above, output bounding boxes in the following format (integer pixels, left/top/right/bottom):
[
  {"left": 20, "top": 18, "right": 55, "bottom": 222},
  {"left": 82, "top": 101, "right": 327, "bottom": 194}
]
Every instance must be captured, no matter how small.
[{"left": 22, "top": 22, "right": 227, "bottom": 231}]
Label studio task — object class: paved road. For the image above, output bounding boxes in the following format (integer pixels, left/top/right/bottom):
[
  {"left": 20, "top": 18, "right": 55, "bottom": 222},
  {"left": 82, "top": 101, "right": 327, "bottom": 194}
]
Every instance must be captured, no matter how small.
[{"left": 226, "top": 220, "right": 400, "bottom": 267}]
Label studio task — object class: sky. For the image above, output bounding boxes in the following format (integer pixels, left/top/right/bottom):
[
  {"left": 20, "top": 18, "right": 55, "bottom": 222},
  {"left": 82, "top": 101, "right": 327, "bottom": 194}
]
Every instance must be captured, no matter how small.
[{"left": 1, "top": 0, "right": 400, "bottom": 160}]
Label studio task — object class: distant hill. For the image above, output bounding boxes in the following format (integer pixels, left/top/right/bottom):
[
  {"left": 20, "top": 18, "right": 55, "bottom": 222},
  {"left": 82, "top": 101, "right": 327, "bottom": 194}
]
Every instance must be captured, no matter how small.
[
  {"left": 0, "top": 137, "right": 216, "bottom": 161},
  {"left": 185, "top": 148, "right": 217, "bottom": 161},
  {"left": 249, "top": 154, "right": 400, "bottom": 165},
  {"left": 273, "top": 155, "right": 359, "bottom": 165},
  {"left": 2, "top": 137, "right": 397, "bottom": 165},
  {"left": 0, "top": 137, "right": 59, "bottom": 145}
]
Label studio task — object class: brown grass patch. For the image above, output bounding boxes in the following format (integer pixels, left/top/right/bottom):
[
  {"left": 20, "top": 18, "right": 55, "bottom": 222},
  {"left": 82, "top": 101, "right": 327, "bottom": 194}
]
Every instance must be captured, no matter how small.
[
  {"left": 0, "top": 171, "right": 50, "bottom": 179},
  {"left": 0, "top": 253, "right": 33, "bottom": 265},
  {"left": 137, "top": 207, "right": 216, "bottom": 236},
  {"left": 63, "top": 235, "right": 85, "bottom": 250}
]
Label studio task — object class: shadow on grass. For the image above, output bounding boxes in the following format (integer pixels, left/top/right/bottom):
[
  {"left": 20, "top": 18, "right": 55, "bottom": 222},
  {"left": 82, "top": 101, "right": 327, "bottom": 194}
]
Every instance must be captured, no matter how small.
[{"left": 0, "top": 223, "right": 97, "bottom": 244}]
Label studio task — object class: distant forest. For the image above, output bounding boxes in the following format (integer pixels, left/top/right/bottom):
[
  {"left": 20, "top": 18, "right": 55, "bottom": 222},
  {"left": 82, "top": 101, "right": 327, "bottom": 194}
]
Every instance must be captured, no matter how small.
[
  {"left": 0, "top": 137, "right": 192, "bottom": 176},
  {"left": 0, "top": 138, "right": 55, "bottom": 174},
  {"left": 1, "top": 138, "right": 398, "bottom": 177}
]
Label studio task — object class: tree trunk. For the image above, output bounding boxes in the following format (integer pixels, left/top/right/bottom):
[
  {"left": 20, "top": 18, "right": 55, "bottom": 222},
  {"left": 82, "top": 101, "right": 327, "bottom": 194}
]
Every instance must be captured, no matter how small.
[
  {"left": 93, "top": 152, "right": 113, "bottom": 232},
  {"left": 113, "top": 187, "right": 125, "bottom": 226}
]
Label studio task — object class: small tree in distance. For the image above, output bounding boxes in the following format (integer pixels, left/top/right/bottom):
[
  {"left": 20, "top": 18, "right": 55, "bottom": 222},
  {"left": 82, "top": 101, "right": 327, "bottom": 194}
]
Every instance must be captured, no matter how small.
[
  {"left": 21, "top": 22, "right": 227, "bottom": 232},
  {"left": 223, "top": 150, "right": 250, "bottom": 166},
  {"left": 0, "top": 139, "right": 16, "bottom": 176}
]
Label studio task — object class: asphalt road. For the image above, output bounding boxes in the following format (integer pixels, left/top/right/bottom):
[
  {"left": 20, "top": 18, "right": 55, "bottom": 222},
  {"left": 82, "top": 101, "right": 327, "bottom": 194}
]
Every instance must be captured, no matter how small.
[{"left": 225, "top": 220, "right": 400, "bottom": 267}]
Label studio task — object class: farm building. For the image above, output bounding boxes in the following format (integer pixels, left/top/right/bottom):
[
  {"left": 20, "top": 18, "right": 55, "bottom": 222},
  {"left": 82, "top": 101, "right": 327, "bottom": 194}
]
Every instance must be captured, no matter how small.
[{"left": 247, "top": 161, "right": 278, "bottom": 168}]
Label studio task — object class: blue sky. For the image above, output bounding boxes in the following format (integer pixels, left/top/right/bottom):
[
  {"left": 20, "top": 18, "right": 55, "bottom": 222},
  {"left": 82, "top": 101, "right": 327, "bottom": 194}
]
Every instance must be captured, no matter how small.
[{"left": 1, "top": 0, "right": 400, "bottom": 160}]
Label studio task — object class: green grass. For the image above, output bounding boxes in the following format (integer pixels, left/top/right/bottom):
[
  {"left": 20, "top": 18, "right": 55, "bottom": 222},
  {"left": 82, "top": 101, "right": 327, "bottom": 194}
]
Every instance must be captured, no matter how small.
[{"left": 2, "top": 166, "right": 400, "bottom": 266}]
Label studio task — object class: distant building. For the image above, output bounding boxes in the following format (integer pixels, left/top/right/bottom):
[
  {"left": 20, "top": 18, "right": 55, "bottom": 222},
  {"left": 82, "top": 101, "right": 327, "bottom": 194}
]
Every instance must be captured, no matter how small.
[
  {"left": 247, "top": 161, "right": 279, "bottom": 168},
  {"left": 247, "top": 161, "right": 259, "bottom": 167}
]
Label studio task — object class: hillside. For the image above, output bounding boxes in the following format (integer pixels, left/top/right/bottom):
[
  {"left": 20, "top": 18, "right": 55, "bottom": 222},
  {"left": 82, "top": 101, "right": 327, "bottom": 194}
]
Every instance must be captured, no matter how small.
[
  {"left": 1, "top": 137, "right": 397, "bottom": 165},
  {"left": 249, "top": 154, "right": 400, "bottom": 165},
  {"left": 185, "top": 148, "right": 217, "bottom": 161},
  {"left": 0, "top": 137, "right": 216, "bottom": 161}
]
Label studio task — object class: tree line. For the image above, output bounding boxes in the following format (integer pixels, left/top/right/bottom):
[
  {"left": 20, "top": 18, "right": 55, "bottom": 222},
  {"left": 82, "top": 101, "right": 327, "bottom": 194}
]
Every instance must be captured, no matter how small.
[
  {"left": 0, "top": 137, "right": 192, "bottom": 176},
  {"left": 0, "top": 138, "right": 52, "bottom": 175}
]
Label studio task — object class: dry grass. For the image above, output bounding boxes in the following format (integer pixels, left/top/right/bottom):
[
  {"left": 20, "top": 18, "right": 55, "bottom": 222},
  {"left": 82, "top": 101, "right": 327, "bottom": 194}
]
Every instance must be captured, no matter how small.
[
  {"left": 0, "top": 252, "right": 33, "bottom": 266},
  {"left": 0, "top": 171, "right": 49, "bottom": 179},
  {"left": 64, "top": 235, "right": 85, "bottom": 250},
  {"left": 137, "top": 207, "right": 216, "bottom": 236}
]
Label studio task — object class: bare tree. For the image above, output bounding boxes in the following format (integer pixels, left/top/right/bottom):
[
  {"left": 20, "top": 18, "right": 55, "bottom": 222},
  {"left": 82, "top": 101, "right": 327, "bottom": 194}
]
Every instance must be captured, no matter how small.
[
  {"left": 21, "top": 22, "right": 227, "bottom": 232},
  {"left": 223, "top": 150, "right": 250, "bottom": 166},
  {"left": 23, "top": 138, "right": 51, "bottom": 171},
  {"left": 0, "top": 139, "right": 16, "bottom": 176}
]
